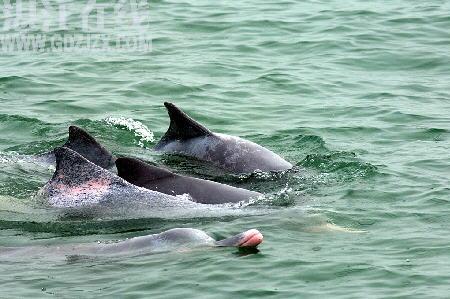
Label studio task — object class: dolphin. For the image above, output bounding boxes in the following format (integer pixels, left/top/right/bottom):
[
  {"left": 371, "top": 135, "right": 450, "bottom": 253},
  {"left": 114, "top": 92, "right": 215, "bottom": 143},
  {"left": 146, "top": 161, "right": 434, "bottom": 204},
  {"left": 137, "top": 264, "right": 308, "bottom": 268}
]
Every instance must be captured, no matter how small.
[
  {"left": 62, "top": 125, "right": 116, "bottom": 169},
  {"left": 46, "top": 126, "right": 263, "bottom": 205},
  {"left": 0, "top": 228, "right": 263, "bottom": 260},
  {"left": 154, "top": 102, "right": 293, "bottom": 174},
  {"left": 60, "top": 126, "right": 263, "bottom": 205},
  {"left": 37, "top": 147, "right": 262, "bottom": 219},
  {"left": 38, "top": 147, "right": 204, "bottom": 215},
  {"left": 36, "top": 125, "right": 115, "bottom": 170},
  {"left": 116, "top": 157, "right": 262, "bottom": 204}
]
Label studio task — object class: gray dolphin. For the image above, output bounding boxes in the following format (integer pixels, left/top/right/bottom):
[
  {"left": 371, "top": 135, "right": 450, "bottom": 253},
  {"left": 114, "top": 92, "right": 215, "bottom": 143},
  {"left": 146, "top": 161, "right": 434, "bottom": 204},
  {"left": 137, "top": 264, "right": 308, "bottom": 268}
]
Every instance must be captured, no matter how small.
[
  {"left": 38, "top": 147, "right": 260, "bottom": 219},
  {"left": 154, "top": 102, "right": 293, "bottom": 174},
  {"left": 42, "top": 127, "right": 262, "bottom": 207},
  {"left": 38, "top": 147, "right": 204, "bottom": 215},
  {"left": 116, "top": 157, "right": 262, "bottom": 204},
  {"left": 0, "top": 228, "right": 263, "bottom": 259}
]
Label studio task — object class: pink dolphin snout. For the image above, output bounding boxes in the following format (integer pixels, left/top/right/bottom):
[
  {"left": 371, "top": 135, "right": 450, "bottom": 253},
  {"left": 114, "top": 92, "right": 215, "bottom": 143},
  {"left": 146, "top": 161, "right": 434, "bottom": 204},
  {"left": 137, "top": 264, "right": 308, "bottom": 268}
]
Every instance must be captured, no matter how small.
[{"left": 215, "top": 229, "right": 263, "bottom": 248}]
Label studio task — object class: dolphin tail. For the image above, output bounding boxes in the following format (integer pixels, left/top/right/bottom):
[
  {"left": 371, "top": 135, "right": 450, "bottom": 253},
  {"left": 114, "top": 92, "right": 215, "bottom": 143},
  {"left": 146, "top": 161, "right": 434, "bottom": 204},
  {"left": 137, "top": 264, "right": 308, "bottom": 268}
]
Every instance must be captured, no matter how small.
[
  {"left": 116, "top": 157, "right": 174, "bottom": 187},
  {"left": 215, "top": 229, "right": 263, "bottom": 248},
  {"left": 155, "top": 102, "right": 212, "bottom": 149},
  {"left": 62, "top": 126, "right": 115, "bottom": 169}
]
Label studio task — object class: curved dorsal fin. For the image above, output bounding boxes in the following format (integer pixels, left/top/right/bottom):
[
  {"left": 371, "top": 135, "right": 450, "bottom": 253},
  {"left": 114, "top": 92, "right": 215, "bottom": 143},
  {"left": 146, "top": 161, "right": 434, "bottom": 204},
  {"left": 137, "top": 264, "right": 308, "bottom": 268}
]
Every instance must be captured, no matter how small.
[
  {"left": 116, "top": 157, "right": 175, "bottom": 187},
  {"left": 62, "top": 126, "right": 115, "bottom": 169},
  {"left": 155, "top": 102, "right": 212, "bottom": 148},
  {"left": 52, "top": 147, "right": 119, "bottom": 187}
]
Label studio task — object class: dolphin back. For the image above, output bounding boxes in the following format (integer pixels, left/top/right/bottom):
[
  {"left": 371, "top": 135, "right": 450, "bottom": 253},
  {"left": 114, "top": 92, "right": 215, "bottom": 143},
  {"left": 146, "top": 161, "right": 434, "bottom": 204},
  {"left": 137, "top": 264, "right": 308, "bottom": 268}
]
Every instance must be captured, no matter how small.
[
  {"left": 38, "top": 147, "right": 211, "bottom": 219},
  {"left": 116, "top": 157, "right": 175, "bottom": 186},
  {"left": 39, "top": 146, "right": 128, "bottom": 208},
  {"left": 154, "top": 102, "right": 293, "bottom": 174},
  {"left": 115, "top": 156, "right": 262, "bottom": 204}
]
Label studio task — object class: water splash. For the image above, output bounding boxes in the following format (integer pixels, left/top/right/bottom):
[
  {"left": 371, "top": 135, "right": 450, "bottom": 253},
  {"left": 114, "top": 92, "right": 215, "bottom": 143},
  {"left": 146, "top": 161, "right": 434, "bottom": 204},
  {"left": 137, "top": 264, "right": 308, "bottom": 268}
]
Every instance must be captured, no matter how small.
[
  {"left": 0, "top": 152, "right": 21, "bottom": 164},
  {"left": 104, "top": 117, "right": 154, "bottom": 147},
  {"left": 0, "top": 155, "right": 11, "bottom": 164}
]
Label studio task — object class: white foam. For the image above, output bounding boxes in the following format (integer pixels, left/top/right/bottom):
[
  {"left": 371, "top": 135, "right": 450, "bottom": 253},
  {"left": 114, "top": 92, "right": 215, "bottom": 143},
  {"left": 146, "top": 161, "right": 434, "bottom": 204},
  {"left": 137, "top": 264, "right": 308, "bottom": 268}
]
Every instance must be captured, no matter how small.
[
  {"left": 0, "top": 152, "right": 20, "bottom": 163},
  {"left": 0, "top": 155, "right": 10, "bottom": 163},
  {"left": 104, "top": 117, "right": 154, "bottom": 147}
]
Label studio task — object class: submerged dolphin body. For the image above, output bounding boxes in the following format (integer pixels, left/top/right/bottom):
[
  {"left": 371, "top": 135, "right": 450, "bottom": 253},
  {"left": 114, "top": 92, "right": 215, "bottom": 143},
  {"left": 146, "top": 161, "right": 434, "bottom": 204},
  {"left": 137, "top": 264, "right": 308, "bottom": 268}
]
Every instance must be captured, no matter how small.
[
  {"left": 38, "top": 147, "right": 205, "bottom": 216},
  {"left": 0, "top": 228, "right": 263, "bottom": 260},
  {"left": 154, "top": 102, "right": 293, "bottom": 174},
  {"left": 116, "top": 157, "right": 262, "bottom": 204}
]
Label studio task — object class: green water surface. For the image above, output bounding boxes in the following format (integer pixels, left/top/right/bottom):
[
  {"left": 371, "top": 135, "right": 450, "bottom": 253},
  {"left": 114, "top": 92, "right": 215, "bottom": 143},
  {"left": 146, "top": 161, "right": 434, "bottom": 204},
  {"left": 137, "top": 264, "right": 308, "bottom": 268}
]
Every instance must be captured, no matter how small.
[{"left": 0, "top": 0, "right": 449, "bottom": 298}]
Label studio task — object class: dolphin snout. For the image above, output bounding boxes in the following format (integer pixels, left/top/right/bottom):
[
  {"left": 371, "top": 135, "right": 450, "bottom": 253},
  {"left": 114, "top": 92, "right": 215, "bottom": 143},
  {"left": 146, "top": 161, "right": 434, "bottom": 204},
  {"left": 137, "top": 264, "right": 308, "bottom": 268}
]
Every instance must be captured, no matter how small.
[
  {"left": 238, "top": 229, "right": 263, "bottom": 247},
  {"left": 215, "top": 229, "right": 263, "bottom": 248}
]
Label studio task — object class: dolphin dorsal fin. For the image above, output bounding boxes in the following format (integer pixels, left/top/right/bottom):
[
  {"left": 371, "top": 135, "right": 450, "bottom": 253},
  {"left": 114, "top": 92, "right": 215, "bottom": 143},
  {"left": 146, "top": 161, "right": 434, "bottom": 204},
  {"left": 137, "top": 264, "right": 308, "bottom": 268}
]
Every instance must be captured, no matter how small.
[
  {"left": 51, "top": 147, "right": 121, "bottom": 187},
  {"left": 116, "top": 157, "right": 175, "bottom": 187},
  {"left": 41, "top": 147, "right": 127, "bottom": 207},
  {"left": 156, "top": 102, "right": 212, "bottom": 147},
  {"left": 62, "top": 126, "right": 115, "bottom": 169}
]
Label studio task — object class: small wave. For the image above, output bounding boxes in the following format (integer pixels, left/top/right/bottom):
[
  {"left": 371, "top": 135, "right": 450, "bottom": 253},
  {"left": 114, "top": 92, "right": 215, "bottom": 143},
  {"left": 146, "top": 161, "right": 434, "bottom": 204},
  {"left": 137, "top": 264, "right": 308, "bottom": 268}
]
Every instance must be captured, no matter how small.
[
  {"left": 267, "top": 184, "right": 296, "bottom": 207},
  {"left": 175, "top": 193, "right": 264, "bottom": 209},
  {"left": 0, "top": 155, "right": 12, "bottom": 164},
  {"left": 299, "top": 151, "right": 378, "bottom": 181},
  {"left": 104, "top": 117, "right": 154, "bottom": 147},
  {"left": 0, "top": 153, "right": 20, "bottom": 164},
  {"left": 239, "top": 170, "right": 276, "bottom": 180}
]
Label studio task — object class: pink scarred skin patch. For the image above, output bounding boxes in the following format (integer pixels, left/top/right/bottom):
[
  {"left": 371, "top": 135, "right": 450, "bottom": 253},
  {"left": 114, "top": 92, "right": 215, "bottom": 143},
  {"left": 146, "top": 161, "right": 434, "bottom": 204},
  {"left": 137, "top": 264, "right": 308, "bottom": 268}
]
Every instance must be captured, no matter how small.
[
  {"left": 53, "top": 178, "right": 111, "bottom": 197},
  {"left": 238, "top": 229, "right": 263, "bottom": 247}
]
